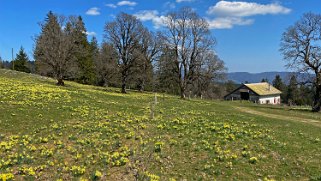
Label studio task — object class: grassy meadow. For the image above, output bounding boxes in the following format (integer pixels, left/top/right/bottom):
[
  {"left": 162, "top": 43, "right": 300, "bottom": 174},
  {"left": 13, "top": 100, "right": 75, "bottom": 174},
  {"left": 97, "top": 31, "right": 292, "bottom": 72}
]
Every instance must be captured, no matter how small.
[{"left": 0, "top": 69, "right": 321, "bottom": 180}]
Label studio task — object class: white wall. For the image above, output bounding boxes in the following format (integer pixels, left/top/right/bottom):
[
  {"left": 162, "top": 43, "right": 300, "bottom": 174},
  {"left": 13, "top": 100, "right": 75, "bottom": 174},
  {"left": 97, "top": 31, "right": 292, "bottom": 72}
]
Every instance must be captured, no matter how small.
[
  {"left": 225, "top": 91, "right": 281, "bottom": 105},
  {"left": 258, "top": 96, "right": 281, "bottom": 105}
]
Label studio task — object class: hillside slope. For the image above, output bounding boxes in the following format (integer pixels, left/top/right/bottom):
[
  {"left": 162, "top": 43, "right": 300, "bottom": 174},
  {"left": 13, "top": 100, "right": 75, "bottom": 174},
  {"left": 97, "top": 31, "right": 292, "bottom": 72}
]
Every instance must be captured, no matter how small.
[{"left": 0, "top": 69, "right": 321, "bottom": 180}]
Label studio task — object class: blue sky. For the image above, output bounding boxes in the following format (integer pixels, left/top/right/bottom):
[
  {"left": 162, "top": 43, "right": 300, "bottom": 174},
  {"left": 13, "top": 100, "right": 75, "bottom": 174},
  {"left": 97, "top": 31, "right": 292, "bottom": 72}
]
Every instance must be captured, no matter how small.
[{"left": 0, "top": 0, "right": 320, "bottom": 73}]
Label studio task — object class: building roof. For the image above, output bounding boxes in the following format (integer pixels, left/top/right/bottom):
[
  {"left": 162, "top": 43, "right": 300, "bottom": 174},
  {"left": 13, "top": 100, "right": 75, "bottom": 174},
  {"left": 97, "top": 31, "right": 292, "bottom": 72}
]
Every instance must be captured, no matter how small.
[{"left": 244, "top": 82, "right": 282, "bottom": 96}]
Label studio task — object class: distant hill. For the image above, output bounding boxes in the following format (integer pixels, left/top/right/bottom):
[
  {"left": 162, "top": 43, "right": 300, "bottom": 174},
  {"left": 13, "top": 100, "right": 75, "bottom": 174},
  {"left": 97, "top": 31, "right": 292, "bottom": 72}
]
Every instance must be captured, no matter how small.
[{"left": 227, "top": 71, "right": 312, "bottom": 84}]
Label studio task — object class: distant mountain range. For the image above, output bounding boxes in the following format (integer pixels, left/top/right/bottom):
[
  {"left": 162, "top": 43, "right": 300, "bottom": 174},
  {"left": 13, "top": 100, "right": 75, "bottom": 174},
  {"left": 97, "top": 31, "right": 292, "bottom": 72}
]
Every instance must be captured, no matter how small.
[{"left": 227, "top": 71, "right": 312, "bottom": 84}]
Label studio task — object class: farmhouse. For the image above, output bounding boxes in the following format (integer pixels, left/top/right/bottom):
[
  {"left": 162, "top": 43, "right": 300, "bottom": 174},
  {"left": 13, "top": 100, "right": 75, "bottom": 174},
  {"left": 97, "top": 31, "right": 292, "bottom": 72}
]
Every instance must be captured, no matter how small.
[{"left": 224, "top": 82, "right": 282, "bottom": 104}]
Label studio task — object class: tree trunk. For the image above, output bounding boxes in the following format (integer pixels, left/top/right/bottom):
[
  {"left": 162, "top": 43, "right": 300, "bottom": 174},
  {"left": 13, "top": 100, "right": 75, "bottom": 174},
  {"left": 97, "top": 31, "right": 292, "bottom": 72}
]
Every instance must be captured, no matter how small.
[
  {"left": 56, "top": 78, "right": 64, "bottom": 86},
  {"left": 121, "top": 83, "right": 126, "bottom": 93},
  {"left": 312, "top": 84, "right": 321, "bottom": 112},
  {"left": 121, "top": 73, "right": 127, "bottom": 93},
  {"left": 139, "top": 84, "right": 144, "bottom": 92},
  {"left": 178, "top": 67, "right": 186, "bottom": 99},
  {"left": 180, "top": 85, "right": 186, "bottom": 99},
  {"left": 139, "top": 79, "right": 145, "bottom": 92}
]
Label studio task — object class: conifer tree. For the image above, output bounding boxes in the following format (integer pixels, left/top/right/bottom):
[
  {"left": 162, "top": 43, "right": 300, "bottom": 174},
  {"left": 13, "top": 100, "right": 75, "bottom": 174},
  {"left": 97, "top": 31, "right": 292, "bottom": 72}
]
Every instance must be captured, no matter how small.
[
  {"left": 273, "top": 74, "right": 285, "bottom": 103},
  {"left": 34, "top": 11, "right": 77, "bottom": 85},
  {"left": 13, "top": 47, "right": 31, "bottom": 73},
  {"left": 272, "top": 75, "right": 284, "bottom": 90},
  {"left": 89, "top": 36, "right": 100, "bottom": 84},
  {"left": 261, "top": 78, "right": 268, "bottom": 83},
  {"left": 89, "top": 36, "right": 99, "bottom": 61},
  {"left": 287, "top": 75, "right": 299, "bottom": 105},
  {"left": 0, "top": 56, "right": 3, "bottom": 68},
  {"left": 71, "top": 16, "right": 96, "bottom": 85}
]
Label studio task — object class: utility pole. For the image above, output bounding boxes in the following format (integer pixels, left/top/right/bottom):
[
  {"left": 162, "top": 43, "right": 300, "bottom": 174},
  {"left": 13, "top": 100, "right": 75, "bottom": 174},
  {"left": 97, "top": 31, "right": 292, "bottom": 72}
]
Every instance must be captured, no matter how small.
[{"left": 12, "top": 48, "right": 14, "bottom": 70}]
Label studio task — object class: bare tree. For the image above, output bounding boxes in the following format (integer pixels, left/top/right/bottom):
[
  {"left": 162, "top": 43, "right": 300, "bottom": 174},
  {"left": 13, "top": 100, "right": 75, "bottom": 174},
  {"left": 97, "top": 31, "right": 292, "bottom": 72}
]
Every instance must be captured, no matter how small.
[
  {"left": 280, "top": 13, "right": 321, "bottom": 111},
  {"left": 155, "top": 47, "right": 180, "bottom": 95},
  {"left": 163, "top": 7, "right": 216, "bottom": 98},
  {"left": 34, "top": 11, "right": 77, "bottom": 85},
  {"left": 104, "top": 12, "right": 145, "bottom": 93},
  {"left": 192, "top": 51, "right": 226, "bottom": 98},
  {"left": 95, "top": 42, "right": 120, "bottom": 87},
  {"left": 134, "top": 29, "right": 161, "bottom": 91}
]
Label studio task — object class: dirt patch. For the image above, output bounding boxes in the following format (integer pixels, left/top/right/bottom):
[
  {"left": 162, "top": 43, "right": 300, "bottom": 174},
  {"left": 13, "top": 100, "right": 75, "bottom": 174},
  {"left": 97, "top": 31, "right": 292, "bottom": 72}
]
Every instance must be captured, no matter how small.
[{"left": 235, "top": 106, "right": 321, "bottom": 128}]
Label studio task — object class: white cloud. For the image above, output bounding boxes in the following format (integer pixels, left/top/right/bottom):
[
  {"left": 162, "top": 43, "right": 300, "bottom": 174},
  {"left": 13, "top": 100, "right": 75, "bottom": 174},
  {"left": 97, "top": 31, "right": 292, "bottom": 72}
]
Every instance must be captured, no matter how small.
[
  {"left": 117, "top": 1, "right": 137, "bottom": 6},
  {"left": 105, "top": 3, "right": 117, "bottom": 8},
  {"left": 206, "top": 1, "right": 291, "bottom": 29},
  {"left": 164, "top": 1, "right": 176, "bottom": 9},
  {"left": 207, "top": 17, "right": 254, "bottom": 29},
  {"left": 207, "top": 1, "right": 291, "bottom": 17},
  {"left": 134, "top": 10, "right": 168, "bottom": 29},
  {"left": 134, "top": 10, "right": 158, "bottom": 21},
  {"left": 105, "top": 1, "right": 137, "bottom": 8},
  {"left": 86, "top": 7, "right": 100, "bottom": 16},
  {"left": 176, "top": 0, "right": 194, "bottom": 3},
  {"left": 86, "top": 31, "right": 96, "bottom": 36}
]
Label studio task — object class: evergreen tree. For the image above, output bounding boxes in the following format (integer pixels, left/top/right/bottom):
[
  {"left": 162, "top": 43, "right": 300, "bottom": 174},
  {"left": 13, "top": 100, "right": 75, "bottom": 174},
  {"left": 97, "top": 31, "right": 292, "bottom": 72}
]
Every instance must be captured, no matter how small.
[
  {"left": 71, "top": 16, "right": 96, "bottom": 85},
  {"left": 287, "top": 75, "right": 299, "bottom": 105},
  {"left": 34, "top": 11, "right": 77, "bottom": 85},
  {"left": 13, "top": 47, "right": 31, "bottom": 73},
  {"left": 89, "top": 36, "right": 99, "bottom": 84},
  {"left": 272, "top": 75, "right": 284, "bottom": 90},
  {"left": 272, "top": 75, "right": 285, "bottom": 103},
  {"left": 297, "top": 84, "right": 313, "bottom": 106},
  {"left": 0, "top": 56, "right": 3, "bottom": 68},
  {"left": 89, "top": 36, "right": 99, "bottom": 62},
  {"left": 261, "top": 78, "right": 268, "bottom": 82}
]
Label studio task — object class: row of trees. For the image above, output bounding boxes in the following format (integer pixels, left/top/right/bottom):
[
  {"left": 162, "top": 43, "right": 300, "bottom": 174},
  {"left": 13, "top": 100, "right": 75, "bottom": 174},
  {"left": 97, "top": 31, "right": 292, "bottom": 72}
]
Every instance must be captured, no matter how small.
[
  {"left": 34, "top": 13, "right": 96, "bottom": 85},
  {"left": 32, "top": 8, "right": 226, "bottom": 98},
  {"left": 272, "top": 74, "right": 313, "bottom": 106},
  {"left": 3, "top": 9, "right": 318, "bottom": 109},
  {"left": 280, "top": 13, "right": 321, "bottom": 111},
  {"left": 0, "top": 47, "right": 33, "bottom": 73}
]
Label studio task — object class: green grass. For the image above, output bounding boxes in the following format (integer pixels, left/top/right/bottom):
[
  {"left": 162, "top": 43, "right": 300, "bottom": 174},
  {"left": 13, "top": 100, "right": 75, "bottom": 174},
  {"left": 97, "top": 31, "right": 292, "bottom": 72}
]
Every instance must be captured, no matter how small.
[
  {"left": 0, "top": 69, "right": 321, "bottom": 180},
  {"left": 252, "top": 104, "right": 321, "bottom": 121}
]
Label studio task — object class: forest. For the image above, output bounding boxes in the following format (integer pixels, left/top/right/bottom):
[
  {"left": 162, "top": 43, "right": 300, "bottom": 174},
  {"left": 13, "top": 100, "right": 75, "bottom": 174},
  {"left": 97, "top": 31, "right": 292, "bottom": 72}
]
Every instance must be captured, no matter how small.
[{"left": 0, "top": 9, "right": 319, "bottom": 107}]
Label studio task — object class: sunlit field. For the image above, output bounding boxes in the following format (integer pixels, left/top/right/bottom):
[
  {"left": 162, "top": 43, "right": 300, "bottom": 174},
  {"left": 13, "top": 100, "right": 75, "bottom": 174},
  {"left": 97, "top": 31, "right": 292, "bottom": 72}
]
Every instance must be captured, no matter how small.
[{"left": 0, "top": 69, "right": 321, "bottom": 180}]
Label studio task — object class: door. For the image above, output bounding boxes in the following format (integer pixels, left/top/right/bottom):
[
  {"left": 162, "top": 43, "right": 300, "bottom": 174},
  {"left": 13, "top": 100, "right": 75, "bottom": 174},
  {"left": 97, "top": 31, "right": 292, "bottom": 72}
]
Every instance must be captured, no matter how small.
[{"left": 240, "top": 92, "right": 249, "bottom": 100}]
